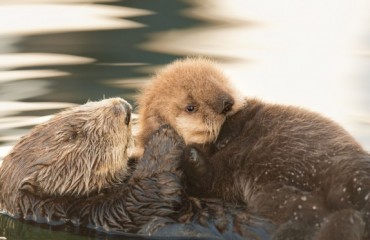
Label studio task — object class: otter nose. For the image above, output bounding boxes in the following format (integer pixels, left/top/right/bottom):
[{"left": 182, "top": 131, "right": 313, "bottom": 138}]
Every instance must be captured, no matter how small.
[
  {"left": 113, "top": 100, "right": 132, "bottom": 125},
  {"left": 221, "top": 99, "right": 234, "bottom": 114},
  {"left": 124, "top": 104, "right": 131, "bottom": 125}
]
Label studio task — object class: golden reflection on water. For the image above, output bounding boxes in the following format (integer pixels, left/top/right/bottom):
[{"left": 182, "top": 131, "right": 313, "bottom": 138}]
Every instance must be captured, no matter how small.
[
  {"left": 0, "top": 53, "right": 94, "bottom": 83},
  {"left": 0, "top": 70, "right": 68, "bottom": 83},
  {"left": 0, "top": 53, "right": 94, "bottom": 70},
  {"left": 0, "top": 3, "right": 152, "bottom": 36}
]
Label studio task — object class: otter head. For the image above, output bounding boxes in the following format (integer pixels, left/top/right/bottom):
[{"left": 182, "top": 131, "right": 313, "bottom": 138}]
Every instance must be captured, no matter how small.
[
  {"left": 0, "top": 98, "right": 133, "bottom": 199},
  {"left": 137, "top": 58, "right": 244, "bottom": 149}
]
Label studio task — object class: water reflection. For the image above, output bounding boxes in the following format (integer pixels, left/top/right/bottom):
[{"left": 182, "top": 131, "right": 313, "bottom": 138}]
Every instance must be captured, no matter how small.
[
  {"left": 0, "top": 3, "right": 152, "bottom": 36},
  {"left": 144, "top": 0, "right": 370, "bottom": 150},
  {"left": 0, "top": 0, "right": 202, "bottom": 159},
  {"left": 0, "top": 0, "right": 369, "bottom": 238},
  {"left": 0, "top": 53, "right": 94, "bottom": 70}
]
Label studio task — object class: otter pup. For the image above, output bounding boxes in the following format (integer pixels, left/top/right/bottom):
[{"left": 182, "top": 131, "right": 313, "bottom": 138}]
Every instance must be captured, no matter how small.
[
  {"left": 136, "top": 57, "right": 244, "bottom": 154},
  {"left": 134, "top": 58, "right": 370, "bottom": 239},
  {"left": 183, "top": 98, "right": 370, "bottom": 239},
  {"left": 0, "top": 98, "right": 272, "bottom": 238}
]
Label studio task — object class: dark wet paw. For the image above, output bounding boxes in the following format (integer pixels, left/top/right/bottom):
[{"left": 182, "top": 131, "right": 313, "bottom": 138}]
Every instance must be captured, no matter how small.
[
  {"left": 188, "top": 148, "right": 202, "bottom": 166},
  {"left": 183, "top": 148, "right": 207, "bottom": 176},
  {"left": 134, "top": 125, "right": 186, "bottom": 176},
  {"left": 216, "top": 138, "right": 229, "bottom": 150},
  {"left": 145, "top": 125, "right": 184, "bottom": 151}
]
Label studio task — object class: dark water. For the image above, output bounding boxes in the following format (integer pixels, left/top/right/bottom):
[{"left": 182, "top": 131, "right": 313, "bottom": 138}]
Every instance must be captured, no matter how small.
[
  {"left": 0, "top": 0, "right": 369, "bottom": 239},
  {"left": 0, "top": 214, "right": 156, "bottom": 240}
]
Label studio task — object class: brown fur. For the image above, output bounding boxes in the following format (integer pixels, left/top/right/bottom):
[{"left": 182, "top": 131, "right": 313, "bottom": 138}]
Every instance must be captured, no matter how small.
[
  {"left": 0, "top": 98, "right": 133, "bottom": 218},
  {"left": 136, "top": 57, "right": 244, "bottom": 153},
  {"left": 134, "top": 58, "right": 370, "bottom": 239},
  {"left": 0, "top": 98, "right": 273, "bottom": 238},
  {"left": 183, "top": 98, "right": 370, "bottom": 239},
  {"left": 314, "top": 209, "right": 365, "bottom": 240},
  {"left": 74, "top": 125, "right": 274, "bottom": 237}
]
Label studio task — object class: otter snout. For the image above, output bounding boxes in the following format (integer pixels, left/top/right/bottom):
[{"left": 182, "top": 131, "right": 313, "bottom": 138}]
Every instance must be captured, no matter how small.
[
  {"left": 222, "top": 99, "right": 234, "bottom": 114},
  {"left": 113, "top": 99, "right": 132, "bottom": 125},
  {"left": 215, "top": 95, "right": 234, "bottom": 115},
  {"left": 124, "top": 105, "right": 131, "bottom": 125}
]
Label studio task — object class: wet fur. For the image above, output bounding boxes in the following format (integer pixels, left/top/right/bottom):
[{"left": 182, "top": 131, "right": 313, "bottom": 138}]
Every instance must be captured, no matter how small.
[
  {"left": 0, "top": 98, "right": 273, "bottom": 238},
  {"left": 136, "top": 57, "right": 243, "bottom": 153},
  {"left": 67, "top": 126, "right": 274, "bottom": 238},
  {"left": 135, "top": 58, "right": 370, "bottom": 239},
  {"left": 0, "top": 98, "right": 133, "bottom": 219},
  {"left": 183, "top": 98, "right": 370, "bottom": 240}
]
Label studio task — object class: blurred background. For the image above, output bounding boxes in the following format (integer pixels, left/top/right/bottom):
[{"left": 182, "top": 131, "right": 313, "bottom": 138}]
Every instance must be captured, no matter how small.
[
  {"left": 1, "top": 0, "right": 370, "bottom": 159},
  {"left": 0, "top": 0, "right": 369, "bottom": 238}
]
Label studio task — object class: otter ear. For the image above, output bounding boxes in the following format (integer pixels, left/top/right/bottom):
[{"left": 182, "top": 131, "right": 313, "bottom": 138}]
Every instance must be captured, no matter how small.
[
  {"left": 20, "top": 173, "right": 51, "bottom": 197},
  {"left": 19, "top": 157, "right": 51, "bottom": 196},
  {"left": 19, "top": 175, "right": 39, "bottom": 194}
]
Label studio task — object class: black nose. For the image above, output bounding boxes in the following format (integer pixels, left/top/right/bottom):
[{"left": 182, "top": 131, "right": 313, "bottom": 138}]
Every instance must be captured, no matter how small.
[
  {"left": 221, "top": 99, "right": 234, "bottom": 114},
  {"left": 123, "top": 104, "right": 131, "bottom": 125},
  {"left": 114, "top": 100, "right": 132, "bottom": 125}
]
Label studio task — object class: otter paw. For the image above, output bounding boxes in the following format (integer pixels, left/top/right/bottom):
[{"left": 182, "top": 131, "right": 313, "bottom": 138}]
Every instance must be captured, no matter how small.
[
  {"left": 183, "top": 148, "right": 207, "bottom": 176},
  {"left": 188, "top": 148, "right": 201, "bottom": 166},
  {"left": 147, "top": 125, "right": 183, "bottom": 148}
]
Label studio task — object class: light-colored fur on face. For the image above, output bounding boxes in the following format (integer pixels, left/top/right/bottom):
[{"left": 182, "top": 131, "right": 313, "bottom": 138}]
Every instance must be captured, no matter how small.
[
  {"left": 0, "top": 98, "right": 133, "bottom": 212},
  {"left": 136, "top": 57, "right": 244, "bottom": 150}
]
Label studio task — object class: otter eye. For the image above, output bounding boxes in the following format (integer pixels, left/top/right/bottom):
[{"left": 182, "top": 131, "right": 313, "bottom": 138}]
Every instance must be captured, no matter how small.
[{"left": 185, "top": 104, "right": 197, "bottom": 113}]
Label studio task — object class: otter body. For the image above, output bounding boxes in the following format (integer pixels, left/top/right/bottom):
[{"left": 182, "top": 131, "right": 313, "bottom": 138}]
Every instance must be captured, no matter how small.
[
  {"left": 133, "top": 58, "right": 370, "bottom": 239},
  {"left": 184, "top": 98, "right": 370, "bottom": 239},
  {"left": 0, "top": 98, "right": 272, "bottom": 238}
]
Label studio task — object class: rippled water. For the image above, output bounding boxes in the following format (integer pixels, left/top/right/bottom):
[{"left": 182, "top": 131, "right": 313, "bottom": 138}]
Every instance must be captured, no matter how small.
[{"left": 0, "top": 0, "right": 369, "bottom": 239}]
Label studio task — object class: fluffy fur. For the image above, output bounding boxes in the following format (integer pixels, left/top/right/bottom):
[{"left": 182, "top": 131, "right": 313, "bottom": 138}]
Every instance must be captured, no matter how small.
[
  {"left": 0, "top": 98, "right": 133, "bottom": 219},
  {"left": 0, "top": 98, "right": 273, "bottom": 238},
  {"left": 183, "top": 98, "right": 370, "bottom": 240},
  {"left": 71, "top": 125, "right": 274, "bottom": 238},
  {"left": 133, "top": 57, "right": 370, "bottom": 240},
  {"left": 136, "top": 57, "right": 244, "bottom": 153}
]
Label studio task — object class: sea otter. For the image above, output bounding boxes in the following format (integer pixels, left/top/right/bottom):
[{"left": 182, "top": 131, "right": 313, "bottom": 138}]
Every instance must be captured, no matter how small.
[
  {"left": 135, "top": 57, "right": 244, "bottom": 154},
  {"left": 0, "top": 98, "right": 134, "bottom": 221},
  {"left": 183, "top": 98, "right": 370, "bottom": 239},
  {"left": 134, "top": 58, "right": 370, "bottom": 239},
  {"left": 0, "top": 98, "right": 272, "bottom": 239}
]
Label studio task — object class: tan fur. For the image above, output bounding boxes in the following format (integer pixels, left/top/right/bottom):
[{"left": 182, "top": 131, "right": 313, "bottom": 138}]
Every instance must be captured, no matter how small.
[
  {"left": 0, "top": 98, "right": 133, "bottom": 217},
  {"left": 0, "top": 98, "right": 272, "bottom": 238},
  {"left": 136, "top": 57, "right": 244, "bottom": 153}
]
